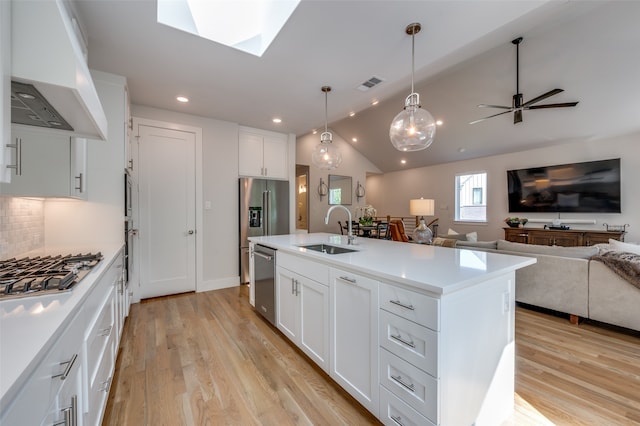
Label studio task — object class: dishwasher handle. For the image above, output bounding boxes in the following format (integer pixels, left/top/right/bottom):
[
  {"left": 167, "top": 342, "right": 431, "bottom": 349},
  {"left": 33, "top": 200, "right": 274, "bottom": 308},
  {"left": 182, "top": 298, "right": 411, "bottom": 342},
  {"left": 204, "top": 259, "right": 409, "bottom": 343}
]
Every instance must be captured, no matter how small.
[{"left": 253, "top": 251, "right": 273, "bottom": 261}]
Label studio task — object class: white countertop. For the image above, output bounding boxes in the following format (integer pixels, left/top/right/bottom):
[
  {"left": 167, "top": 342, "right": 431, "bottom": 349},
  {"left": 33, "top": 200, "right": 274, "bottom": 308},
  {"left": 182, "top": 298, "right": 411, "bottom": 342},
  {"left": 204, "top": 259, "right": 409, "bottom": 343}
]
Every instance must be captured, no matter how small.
[
  {"left": 0, "top": 243, "right": 124, "bottom": 409},
  {"left": 250, "top": 233, "right": 536, "bottom": 295}
]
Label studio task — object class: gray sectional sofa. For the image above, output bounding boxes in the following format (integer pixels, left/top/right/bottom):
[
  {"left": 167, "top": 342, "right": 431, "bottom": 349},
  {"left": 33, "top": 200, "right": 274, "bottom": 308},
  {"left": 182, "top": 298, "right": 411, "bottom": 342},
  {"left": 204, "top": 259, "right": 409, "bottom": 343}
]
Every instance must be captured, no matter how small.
[{"left": 455, "top": 239, "right": 640, "bottom": 332}]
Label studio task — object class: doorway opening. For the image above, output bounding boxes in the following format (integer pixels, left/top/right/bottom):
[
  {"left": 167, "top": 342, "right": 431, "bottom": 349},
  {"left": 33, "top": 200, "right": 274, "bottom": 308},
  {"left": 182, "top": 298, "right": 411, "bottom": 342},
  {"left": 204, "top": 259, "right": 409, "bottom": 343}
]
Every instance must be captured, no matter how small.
[{"left": 296, "top": 165, "right": 309, "bottom": 231}]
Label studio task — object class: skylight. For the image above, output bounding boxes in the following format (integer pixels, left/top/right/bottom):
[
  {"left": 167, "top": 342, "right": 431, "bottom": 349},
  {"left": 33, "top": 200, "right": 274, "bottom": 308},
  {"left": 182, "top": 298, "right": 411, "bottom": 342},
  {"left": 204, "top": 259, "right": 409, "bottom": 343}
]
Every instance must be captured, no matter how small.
[{"left": 157, "top": 0, "right": 300, "bottom": 57}]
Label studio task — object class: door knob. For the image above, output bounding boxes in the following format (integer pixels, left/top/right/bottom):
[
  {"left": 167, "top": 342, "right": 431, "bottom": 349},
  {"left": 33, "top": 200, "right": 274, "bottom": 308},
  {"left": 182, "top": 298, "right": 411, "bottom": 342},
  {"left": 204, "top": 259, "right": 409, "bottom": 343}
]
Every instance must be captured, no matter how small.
[{"left": 188, "top": 230, "right": 194, "bottom": 235}]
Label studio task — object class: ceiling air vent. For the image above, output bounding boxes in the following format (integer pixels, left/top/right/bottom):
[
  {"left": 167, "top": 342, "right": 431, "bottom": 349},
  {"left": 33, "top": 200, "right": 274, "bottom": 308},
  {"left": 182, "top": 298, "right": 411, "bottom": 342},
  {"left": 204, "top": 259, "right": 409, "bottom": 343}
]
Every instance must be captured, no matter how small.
[{"left": 356, "top": 76, "right": 385, "bottom": 92}]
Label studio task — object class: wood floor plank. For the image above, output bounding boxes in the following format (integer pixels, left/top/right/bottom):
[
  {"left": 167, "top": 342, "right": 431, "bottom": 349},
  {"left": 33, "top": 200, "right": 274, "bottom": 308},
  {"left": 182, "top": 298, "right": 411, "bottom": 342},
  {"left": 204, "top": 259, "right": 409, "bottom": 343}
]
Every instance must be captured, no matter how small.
[{"left": 103, "top": 287, "right": 640, "bottom": 426}]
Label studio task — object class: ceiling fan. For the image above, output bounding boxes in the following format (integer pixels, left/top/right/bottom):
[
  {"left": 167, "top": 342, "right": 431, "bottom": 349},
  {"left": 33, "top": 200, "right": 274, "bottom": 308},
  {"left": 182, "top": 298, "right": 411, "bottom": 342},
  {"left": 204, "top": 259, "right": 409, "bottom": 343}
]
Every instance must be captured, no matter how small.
[{"left": 470, "top": 37, "right": 579, "bottom": 125}]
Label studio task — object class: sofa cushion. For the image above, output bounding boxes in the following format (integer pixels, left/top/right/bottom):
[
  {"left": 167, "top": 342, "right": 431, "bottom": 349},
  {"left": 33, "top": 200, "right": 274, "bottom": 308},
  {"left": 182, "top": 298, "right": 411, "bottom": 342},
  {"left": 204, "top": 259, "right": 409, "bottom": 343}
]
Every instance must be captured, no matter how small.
[
  {"left": 432, "top": 237, "right": 457, "bottom": 247},
  {"left": 457, "top": 240, "right": 498, "bottom": 250},
  {"left": 497, "top": 239, "right": 598, "bottom": 259},
  {"left": 609, "top": 239, "right": 640, "bottom": 255}
]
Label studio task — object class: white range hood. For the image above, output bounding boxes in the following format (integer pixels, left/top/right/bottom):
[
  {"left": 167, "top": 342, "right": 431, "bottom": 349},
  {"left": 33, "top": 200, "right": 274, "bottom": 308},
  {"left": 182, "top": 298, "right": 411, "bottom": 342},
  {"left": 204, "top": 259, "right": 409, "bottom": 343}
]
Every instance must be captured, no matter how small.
[{"left": 11, "top": 0, "right": 107, "bottom": 140}]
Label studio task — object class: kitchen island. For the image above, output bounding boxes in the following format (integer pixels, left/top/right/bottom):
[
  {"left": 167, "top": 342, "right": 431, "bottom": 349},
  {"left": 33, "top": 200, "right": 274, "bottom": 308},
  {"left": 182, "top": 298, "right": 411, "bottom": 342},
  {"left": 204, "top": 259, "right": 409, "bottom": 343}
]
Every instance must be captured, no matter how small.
[{"left": 249, "top": 233, "right": 535, "bottom": 426}]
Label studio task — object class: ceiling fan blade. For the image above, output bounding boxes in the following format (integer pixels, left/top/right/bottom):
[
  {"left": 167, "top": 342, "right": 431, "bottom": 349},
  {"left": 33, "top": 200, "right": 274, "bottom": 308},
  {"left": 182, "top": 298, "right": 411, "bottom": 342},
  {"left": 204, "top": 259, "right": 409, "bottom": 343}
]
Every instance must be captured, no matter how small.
[
  {"left": 527, "top": 102, "right": 579, "bottom": 109},
  {"left": 522, "top": 88, "right": 564, "bottom": 107},
  {"left": 514, "top": 110, "right": 523, "bottom": 124},
  {"left": 469, "top": 110, "right": 513, "bottom": 125},
  {"left": 477, "top": 104, "right": 511, "bottom": 110}
]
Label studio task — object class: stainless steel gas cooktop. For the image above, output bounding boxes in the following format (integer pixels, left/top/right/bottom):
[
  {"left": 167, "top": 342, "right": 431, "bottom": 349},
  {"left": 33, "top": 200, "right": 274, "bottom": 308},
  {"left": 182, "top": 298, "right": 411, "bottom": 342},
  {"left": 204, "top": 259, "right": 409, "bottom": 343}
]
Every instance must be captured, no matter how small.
[{"left": 0, "top": 253, "right": 103, "bottom": 300}]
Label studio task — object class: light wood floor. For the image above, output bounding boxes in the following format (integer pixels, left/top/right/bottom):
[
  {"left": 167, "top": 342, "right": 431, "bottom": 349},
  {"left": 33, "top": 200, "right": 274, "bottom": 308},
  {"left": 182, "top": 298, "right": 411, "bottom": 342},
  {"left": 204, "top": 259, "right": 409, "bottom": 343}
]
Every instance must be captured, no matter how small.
[{"left": 103, "top": 286, "right": 640, "bottom": 425}]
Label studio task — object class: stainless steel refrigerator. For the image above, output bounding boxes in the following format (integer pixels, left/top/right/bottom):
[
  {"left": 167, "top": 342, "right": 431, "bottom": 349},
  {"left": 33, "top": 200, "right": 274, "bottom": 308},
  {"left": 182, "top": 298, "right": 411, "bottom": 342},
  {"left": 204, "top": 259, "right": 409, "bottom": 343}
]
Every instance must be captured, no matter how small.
[{"left": 239, "top": 178, "right": 289, "bottom": 283}]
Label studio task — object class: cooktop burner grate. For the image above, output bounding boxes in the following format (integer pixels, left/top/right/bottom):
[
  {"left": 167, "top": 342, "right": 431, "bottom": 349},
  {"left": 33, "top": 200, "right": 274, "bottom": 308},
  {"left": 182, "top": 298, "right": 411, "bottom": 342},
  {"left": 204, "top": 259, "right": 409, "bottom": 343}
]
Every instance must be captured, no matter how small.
[{"left": 0, "top": 253, "right": 103, "bottom": 300}]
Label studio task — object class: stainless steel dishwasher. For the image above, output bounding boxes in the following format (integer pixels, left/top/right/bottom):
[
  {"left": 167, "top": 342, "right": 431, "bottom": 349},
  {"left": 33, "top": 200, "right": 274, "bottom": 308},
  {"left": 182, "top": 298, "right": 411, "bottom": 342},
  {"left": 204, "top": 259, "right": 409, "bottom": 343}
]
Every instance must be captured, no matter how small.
[{"left": 253, "top": 244, "right": 276, "bottom": 326}]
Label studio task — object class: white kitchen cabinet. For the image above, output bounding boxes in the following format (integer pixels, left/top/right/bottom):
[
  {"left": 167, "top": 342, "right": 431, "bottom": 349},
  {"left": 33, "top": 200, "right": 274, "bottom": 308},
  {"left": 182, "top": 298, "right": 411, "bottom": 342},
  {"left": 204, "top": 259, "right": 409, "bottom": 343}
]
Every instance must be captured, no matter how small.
[
  {"left": 329, "top": 267, "right": 379, "bottom": 415},
  {"left": 276, "top": 253, "right": 330, "bottom": 371},
  {"left": 0, "top": 0, "right": 10, "bottom": 183},
  {"left": 0, "top": 312, "right": 85, "bottom": 426},
  {"left": 1, "top": 125, "right": 88, "bottom": 198},
  {"left": 239, "top": 127, "right": 288, "bottom": 179}
]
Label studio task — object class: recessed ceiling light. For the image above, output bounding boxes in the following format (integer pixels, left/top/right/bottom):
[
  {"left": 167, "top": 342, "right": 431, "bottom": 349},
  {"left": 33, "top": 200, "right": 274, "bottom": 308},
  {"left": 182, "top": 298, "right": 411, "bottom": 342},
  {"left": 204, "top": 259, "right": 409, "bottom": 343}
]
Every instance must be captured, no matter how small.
[
  {"left": 352, "top": 138, "right": 357, "bottom": 142},
  {"left": 176, "top": 96, "right": 189, "bottom": 103},
  {"left": 401, "top": 159, "right": 407, "bottom": 164},
  {"left": 458, "top": 147, "right": 466, "bottom": 153},
  {"left": 312, "top": 129, "right": 318, "bottom": 134},
  {"left": 371, "top": 99, "right": 379, "bottom": 106},
  {"left": 272, "top": 118, "right": 282, "bottom": 123},
  {"left": 349, "top": 112, "right": 356, "bottom": 117},
  {"left": 436, "top": 120, "right": 443, "bottom": 126}
]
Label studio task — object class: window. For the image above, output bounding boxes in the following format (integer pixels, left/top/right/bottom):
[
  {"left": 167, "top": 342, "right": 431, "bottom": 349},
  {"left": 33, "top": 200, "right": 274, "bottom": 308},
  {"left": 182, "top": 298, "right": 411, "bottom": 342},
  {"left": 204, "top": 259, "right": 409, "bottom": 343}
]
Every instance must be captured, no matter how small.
[{"left": 455, "top": 172, "right": 487, "bottom": 222}]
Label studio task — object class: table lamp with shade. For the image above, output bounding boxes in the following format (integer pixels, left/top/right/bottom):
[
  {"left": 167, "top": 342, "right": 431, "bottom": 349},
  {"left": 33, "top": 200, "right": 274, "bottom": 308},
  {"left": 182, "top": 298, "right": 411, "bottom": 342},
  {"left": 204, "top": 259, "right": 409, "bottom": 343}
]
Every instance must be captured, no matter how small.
[{"left": 410, "top": 198, "right": 435, "bottom": 243}]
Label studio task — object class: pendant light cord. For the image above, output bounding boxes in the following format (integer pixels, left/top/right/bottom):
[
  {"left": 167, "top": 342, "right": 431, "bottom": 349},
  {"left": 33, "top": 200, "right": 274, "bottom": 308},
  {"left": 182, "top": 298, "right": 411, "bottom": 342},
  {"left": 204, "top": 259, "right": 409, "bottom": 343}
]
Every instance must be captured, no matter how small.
[
  {"left": 324, "top": 90, "right": 328, "bottom": 133},
  {"left": 411, "top": 30, "right": 415, "bottom": 95}
]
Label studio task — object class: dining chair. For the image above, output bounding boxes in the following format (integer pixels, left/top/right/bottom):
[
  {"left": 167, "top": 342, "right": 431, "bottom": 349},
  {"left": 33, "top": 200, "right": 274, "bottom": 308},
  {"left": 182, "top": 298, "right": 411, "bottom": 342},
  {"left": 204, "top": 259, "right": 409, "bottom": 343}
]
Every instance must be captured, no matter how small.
[{"left": 376, "top": 222, "right": 388, "bottom": 239}]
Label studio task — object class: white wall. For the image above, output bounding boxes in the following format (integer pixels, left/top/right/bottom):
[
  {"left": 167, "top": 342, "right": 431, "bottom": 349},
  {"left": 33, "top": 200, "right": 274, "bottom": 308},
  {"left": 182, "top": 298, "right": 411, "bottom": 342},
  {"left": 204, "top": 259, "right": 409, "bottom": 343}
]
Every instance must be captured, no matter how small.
[
  {"left": 131, "top": 105, "right": 241, "bottom": 290},
  {"left": 367, "top": 131, "right": 640, "bottom": 242},
  {"left": 296, "top": 130, "right": 381, "bottom": 233},
  {"left": 44, "top": 72, "right": 126, "bottom": 247}
]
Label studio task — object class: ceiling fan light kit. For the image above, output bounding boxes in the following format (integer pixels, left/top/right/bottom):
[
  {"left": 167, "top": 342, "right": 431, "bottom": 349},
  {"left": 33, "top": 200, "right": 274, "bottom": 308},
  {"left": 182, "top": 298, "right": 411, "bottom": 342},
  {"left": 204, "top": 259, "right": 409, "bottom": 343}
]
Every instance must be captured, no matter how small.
[
  {"left": 389, "top": 22, "right": 437, "bottom": 152},
  {"left": 471, "top": 36, "right": 579, "bottom": 125}
]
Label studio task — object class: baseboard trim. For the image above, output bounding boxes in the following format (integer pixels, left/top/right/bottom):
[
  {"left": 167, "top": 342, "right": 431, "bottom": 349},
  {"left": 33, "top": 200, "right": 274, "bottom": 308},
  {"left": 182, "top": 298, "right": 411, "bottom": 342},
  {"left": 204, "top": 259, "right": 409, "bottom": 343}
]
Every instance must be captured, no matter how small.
[{"left": 198, "top": 276, "right": 239, "bottom": 292}]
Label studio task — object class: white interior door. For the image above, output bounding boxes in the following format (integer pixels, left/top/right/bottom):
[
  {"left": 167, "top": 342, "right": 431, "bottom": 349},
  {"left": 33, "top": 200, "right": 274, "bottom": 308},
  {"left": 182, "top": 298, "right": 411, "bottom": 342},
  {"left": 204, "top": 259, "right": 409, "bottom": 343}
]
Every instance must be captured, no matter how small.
[{"left": 138, "top": 124, "right": 196, "bottom": 299}]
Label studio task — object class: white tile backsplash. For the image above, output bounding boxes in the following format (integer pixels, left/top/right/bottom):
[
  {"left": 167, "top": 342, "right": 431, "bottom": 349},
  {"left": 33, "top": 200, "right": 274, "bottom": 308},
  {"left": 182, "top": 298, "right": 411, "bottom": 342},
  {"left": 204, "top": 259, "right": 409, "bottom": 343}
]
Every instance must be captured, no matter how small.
[{"left": 0, "top": 196, "right": 45, "bottom": 260}]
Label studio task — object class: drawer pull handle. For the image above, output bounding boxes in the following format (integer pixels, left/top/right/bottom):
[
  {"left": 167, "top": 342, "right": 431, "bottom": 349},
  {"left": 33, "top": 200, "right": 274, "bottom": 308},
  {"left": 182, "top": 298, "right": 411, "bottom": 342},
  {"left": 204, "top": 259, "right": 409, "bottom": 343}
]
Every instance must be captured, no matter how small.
[
  {"left": 99, "top": 326, "right": 112, "bottom": 337},
  {"left": 391, "top": 374, "right": 415, "bottom": 392},
  {"left": 52, "top": 394, "right": 78, "bottom": 426},
  {"left": 52, "top": 353, "right": 78, "bottom": 380},
  {"left": 389, "top": 299, "right": 414, "bottom": 310},
  {"left": 390, "top": 333, "right": 415, "bottom": 348},
  {"left": 390, "top": 414, "right": 405, "bottom": 426},
  {"left": 339, "top": 276, "right": 356, "bottom": 283},
  {"left": 99, "top": 377, "right": 112, "bottom": 393}
]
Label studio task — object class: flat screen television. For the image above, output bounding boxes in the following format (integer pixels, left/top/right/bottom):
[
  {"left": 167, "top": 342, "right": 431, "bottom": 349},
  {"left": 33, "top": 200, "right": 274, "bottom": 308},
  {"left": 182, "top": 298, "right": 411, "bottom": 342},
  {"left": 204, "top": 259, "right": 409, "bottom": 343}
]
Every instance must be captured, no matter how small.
[{"left": 507, "top": 158, "right": 621, "bottom": 213}]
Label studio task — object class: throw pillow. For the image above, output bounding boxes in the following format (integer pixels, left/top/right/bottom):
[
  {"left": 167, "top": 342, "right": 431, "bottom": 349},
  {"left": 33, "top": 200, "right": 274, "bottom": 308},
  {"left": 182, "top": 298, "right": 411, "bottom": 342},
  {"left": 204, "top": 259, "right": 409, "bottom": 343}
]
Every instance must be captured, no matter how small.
[
  {"left": 432, "top": 237, "right": 457, "bottom": 247},
  {"left": 448, "top": 228, "right": 477, "bottom": 242},
  {"left": 609, "top": 239, "right": 640, "bottom": 255}
]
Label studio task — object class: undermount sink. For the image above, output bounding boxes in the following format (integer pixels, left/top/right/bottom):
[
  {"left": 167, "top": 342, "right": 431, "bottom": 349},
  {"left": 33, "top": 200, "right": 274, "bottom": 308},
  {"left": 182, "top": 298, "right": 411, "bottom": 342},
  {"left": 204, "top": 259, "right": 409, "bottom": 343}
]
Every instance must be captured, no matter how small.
[{"left": 299, "top": 243, "right": 358, "bottom": 255}]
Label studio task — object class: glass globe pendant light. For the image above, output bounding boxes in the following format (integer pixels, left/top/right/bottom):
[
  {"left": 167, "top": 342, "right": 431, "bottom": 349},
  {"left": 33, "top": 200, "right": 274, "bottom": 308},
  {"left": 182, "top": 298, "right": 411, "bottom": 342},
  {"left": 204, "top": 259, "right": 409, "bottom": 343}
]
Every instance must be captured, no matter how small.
[
  {"left": 312, "top": 86, "right": 342, "bottom": 170},
  {"left": 389, "top": 23, "right": 436, "bottom": 152}
]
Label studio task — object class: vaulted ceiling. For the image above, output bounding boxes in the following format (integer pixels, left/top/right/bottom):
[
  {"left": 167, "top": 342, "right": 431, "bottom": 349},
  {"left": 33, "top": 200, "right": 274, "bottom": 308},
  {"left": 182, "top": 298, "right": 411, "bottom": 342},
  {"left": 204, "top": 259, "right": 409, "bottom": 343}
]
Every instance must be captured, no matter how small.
[{"left": 74, "top": 0, "right": 640, "bottom": 173}]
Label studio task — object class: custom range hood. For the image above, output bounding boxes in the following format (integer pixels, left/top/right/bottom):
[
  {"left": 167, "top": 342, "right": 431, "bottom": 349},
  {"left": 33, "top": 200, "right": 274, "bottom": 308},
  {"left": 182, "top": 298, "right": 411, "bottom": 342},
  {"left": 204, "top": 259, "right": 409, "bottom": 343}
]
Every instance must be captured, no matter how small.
[{"left": 11, "top": 0, "right": 107, "bottom": 140}]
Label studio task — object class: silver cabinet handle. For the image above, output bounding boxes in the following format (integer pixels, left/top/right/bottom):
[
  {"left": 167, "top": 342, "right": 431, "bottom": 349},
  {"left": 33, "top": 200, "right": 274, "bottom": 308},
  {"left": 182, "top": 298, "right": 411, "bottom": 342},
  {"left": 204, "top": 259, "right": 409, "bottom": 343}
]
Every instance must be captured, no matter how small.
[
  {"left": 52, "top": 394, "right": 77, "bottom": 426},
  {"left": 389, "top": 299, "right": 414, "bottom": 310},
  {"left": 99, "top": 325, "right": 112, "bottom": 337},
  {"left": 99, "top": 377, "right": 112, "bottom": 393},
  {"left": 6, "top": 137, "right": 22, "bottom": 175},
  {"left": 339, "top": 276, "right": 356, "bottom": 283},
  {"left": 390, "top": 333, "right": 416, "bottom": 348},
  {"left": 390, "top": 414, "right": 405, "bottom": 426},
  {"left": 74, "top": 172, "right": 84, "bottom": 192},
  {"left": 391, "top": 374, "right": 415, "bottom": 392},
  {"left": 187, "top": 230, "right": 195, "bottom": 235},
  {"left": 294, "top": 279, "right": 300, "bottom": 296},
  {"left": 52, "top": 353, "right": 78, "bottom": 380},
  {"left": 291, "top": 277, "right": 295, "bottom": 295}
]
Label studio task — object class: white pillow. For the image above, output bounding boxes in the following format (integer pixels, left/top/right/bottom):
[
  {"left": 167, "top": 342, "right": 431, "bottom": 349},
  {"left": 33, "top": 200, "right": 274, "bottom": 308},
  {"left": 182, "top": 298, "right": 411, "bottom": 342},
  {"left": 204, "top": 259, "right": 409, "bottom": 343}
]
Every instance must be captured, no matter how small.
[
  {"left": 608, "top": 239, "right": 640, "bottom": 255},
  {"left": 448, "top": 228, "right": 477, "bottom": 242}
]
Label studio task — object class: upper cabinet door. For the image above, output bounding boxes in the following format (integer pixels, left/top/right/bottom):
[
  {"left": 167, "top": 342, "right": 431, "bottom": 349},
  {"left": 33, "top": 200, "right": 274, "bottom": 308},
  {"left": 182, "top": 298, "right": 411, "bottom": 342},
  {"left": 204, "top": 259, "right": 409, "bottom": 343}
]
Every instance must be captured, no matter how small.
[
  {"left": 0, "top": 125, "right": 87, "bottom": 198},
  {"left": 238, "top": 127, "right": 288, "bottom": 179},
  {"left": 70, "top": 137, "right": 88, "bottom": 200},
  {"left": 0, "top": 0, "right": 11, "bottom": 183}
]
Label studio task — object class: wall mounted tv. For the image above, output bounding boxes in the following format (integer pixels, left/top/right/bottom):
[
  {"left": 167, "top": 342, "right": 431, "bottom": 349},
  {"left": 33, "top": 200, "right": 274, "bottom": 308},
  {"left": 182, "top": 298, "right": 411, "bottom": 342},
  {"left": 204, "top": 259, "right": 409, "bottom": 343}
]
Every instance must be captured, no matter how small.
[{"left": 507, "top": 158, "right": 621, "bottom": 213}]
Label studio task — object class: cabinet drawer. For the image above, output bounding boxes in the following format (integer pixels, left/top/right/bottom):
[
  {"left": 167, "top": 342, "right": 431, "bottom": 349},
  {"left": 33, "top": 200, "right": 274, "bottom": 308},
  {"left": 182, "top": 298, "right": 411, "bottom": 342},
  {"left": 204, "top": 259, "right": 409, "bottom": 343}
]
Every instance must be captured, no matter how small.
[
  {"left": 380, "top": 349, "right": 438, "bottom": 423},
  {"left": 278, "top": 252, "right": 329, "bottom": 285},
  {"left": 379, "top": 282, "right": 439, "bottom": 331},
  {"left": 85, "top": 287, "right": 115, "bottom": 384},
  {"left": 379, "top": 310, "right": 438, "bottom": 377},
  {"left": 87, "top": 330, "right": 116, "bottom": 426},
  {"left": 0, "top": 314, "right": 83, "bottom": 426},
  {"left": 379, "top": 381, "right": 436, "bottom": 426}
]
